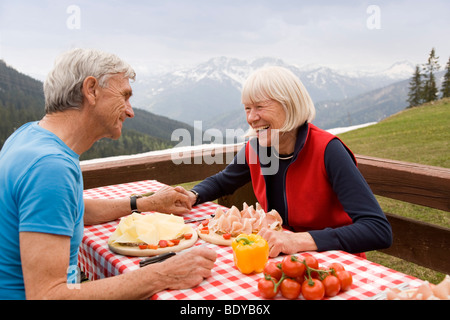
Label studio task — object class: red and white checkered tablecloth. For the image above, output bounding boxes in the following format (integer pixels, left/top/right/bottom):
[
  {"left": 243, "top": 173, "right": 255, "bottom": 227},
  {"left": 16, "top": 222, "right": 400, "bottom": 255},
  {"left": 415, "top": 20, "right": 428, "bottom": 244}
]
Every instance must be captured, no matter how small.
[{"left": 80, "top": 180, "right": 424, "bottom": 300}]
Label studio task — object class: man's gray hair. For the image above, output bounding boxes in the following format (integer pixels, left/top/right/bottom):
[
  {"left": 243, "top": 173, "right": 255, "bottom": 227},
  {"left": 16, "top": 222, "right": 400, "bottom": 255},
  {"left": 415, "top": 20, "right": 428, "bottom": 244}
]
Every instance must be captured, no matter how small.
[{"left": 43, "top": 48, "right": 136, "bottom": 114}]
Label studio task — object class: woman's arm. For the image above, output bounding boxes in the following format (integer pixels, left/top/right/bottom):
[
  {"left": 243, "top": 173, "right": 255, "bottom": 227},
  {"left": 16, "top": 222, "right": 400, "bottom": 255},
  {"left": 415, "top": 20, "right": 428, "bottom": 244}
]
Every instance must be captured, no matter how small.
[
  {"left": 259, "top": 139, "right": 392, "bottom": 257},
  {"left": 191, "top": 145, "right": 251, "bottom": 204},
  {"left": 308, "top": 139, "right": 393, "bottom": 253}
]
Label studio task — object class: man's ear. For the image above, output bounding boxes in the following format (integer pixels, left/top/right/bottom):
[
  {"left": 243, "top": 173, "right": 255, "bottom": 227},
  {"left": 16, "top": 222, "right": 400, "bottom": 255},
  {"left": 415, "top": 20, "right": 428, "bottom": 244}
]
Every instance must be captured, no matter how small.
[{"left": 82, "top": 76, "right": 99, "bottom": 105}]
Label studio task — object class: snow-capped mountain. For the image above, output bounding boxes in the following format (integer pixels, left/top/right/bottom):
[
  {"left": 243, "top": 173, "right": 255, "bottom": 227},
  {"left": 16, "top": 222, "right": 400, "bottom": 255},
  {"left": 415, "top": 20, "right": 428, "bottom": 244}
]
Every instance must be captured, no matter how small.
[
  {"left": 130, "top": 57, "right": 416, "bottom": 132},
  {"left": 338, "top": 60, "right": 416, "bottom": 81}
]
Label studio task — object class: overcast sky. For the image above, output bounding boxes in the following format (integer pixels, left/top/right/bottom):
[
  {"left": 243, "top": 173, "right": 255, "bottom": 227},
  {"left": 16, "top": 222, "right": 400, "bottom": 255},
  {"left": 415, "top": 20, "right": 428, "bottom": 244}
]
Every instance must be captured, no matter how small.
[{"left": 1, "top": 0, "right": 449, "bottom": 80}]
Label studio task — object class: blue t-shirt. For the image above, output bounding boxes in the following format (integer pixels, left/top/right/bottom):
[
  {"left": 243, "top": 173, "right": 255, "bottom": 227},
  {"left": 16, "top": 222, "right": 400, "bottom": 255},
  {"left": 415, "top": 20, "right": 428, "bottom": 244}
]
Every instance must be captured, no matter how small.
[{"left": 0, "top": 122, "right": 84, "bottom": 300}]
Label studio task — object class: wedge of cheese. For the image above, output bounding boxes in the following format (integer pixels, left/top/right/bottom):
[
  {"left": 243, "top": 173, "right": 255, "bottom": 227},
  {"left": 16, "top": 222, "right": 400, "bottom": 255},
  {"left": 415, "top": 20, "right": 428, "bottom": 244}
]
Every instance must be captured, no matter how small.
[{"left": 109, "top": 212, "right": 192, "bottom": 246}]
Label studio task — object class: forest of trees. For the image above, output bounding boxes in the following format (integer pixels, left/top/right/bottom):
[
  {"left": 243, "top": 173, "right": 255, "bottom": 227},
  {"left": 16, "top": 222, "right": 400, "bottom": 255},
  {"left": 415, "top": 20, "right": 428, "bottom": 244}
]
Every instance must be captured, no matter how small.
[
  {"left": 0, "top": 60, "right": 45, "bottom": 146},
  {"left": 80, "top": 129, "right": 175, "bottom": 161},
  {"left": 0, "top": 60, "right": 187, "bottom": 160},
  {"left": 407, "top": 48, "right": 450, "bottom": 108}
]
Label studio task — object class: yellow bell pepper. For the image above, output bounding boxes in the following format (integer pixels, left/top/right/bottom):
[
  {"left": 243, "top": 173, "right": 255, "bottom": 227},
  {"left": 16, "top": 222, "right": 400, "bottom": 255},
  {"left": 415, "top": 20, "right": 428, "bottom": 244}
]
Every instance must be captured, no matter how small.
[{"left": 231, "top": 233, "right": 269, "bottom": 274}]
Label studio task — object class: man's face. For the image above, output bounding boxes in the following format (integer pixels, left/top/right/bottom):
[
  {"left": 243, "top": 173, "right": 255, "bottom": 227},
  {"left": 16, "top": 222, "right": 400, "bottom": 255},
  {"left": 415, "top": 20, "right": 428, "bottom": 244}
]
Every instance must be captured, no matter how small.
[{"left": 94, "top": 73, "right": 134, "bottom": 140}]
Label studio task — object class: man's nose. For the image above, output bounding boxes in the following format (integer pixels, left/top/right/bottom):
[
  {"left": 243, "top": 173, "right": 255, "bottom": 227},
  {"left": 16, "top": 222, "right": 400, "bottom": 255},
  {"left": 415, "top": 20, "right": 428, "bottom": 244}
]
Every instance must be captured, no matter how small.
[{"left": 125, "top": 101, "right": 135, "bottom": 118}]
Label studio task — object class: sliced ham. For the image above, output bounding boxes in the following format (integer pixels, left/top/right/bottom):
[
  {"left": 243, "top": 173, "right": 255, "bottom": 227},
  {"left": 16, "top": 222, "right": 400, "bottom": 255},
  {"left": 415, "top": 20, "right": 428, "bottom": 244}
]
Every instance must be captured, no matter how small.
[
  {"left": 386, "top": 275, "right": 450, "bottom": 300},
  {"left": 241, "top": 218, "right": 253, "bottom": 235},
  {"left": 209, "top": 203, "right": 283, "bottom": 237}
]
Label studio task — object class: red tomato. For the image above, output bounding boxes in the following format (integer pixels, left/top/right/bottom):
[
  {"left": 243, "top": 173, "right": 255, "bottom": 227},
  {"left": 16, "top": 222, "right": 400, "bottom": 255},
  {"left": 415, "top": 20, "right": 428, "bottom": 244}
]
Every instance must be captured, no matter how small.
[
  {"left": 329, "top": 262, "right": 345, "bottom": 273},
  {"left": 222, "top": 233, "right": 231, "bottom": 240},
  {"left": 158, "top": 240, "right": 168, "bottom": 248},
  {"left": 281, "top": 255, "right": 306, "bottom": 278},
  {"left": 258, "top": 277, "right": 279, "bottom": 299},
  {"left": 295, "top": 275, "right": 306, "bottom": 284},
  {"left": 303, "top": 255, "right": 319, "bottom": 270},
  {"left": 184, "top": 233, "right": 193, "bottom": 240},
  {"left": 200, "top": 227, "right": 209, "bottom": 234},
  {"left": 313, "top": 266, "right": 329, "bottom": 280},
  {"left": 336, "top": 270, "right": 353, "bottom": 291},
  {"left": 322, "top": 275, "right": 341, "bottom": 297},
  {"left": 301, "top": 279, "right": 325, "bottom": 300},
  {"left": 280, "top": 278, "right": 301, "bottom": 300},
  {"left": 263, "top": 261, "right": 283, "bottom": 281}
]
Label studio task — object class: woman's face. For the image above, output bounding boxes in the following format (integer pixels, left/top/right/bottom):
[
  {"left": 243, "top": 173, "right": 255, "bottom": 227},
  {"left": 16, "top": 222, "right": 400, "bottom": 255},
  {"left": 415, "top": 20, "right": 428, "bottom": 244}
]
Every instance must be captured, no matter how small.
[{"left": 244, "top": 99, "right": 286, "bottom": 147}]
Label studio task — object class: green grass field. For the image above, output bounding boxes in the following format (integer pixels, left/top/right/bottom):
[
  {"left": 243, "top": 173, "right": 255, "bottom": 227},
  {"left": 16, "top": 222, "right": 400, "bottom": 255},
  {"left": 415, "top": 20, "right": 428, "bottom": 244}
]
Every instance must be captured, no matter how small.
[
  {"left": 338, "top": 98, "right": 450, "bottom": 168},
  {"left": 177, "top": 98, "right": 450, "bottom": 284}
]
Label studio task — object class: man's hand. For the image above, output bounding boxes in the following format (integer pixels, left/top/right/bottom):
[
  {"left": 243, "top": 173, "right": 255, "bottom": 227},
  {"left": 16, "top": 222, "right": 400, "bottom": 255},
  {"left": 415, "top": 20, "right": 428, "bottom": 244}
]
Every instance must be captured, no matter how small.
[
  {"left": 141, "top": 185, "right": 192, "bottom": 215},
  {"left": 152, "top": 246, "right": 217, "bottom": 290}
]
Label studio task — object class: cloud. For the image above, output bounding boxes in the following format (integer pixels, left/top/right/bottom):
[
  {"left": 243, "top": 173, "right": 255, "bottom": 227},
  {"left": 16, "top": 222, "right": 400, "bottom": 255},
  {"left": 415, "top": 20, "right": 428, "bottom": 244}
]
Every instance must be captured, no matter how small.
[{"left": 1, "top": 0, "right": 449, "bottom": 79}]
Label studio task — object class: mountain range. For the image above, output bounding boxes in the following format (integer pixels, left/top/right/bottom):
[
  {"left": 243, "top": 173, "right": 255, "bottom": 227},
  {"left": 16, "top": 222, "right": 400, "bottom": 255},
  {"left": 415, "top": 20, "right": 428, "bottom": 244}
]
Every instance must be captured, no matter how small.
[
  {"left": 2, "top": 56, "right": 445, "bottom": 160},
  {"left": 130, "top": 57, "right": 424, "bottom": 135},
  {"left": 0, "top": 60, "right": 197, "bottom": 160}
]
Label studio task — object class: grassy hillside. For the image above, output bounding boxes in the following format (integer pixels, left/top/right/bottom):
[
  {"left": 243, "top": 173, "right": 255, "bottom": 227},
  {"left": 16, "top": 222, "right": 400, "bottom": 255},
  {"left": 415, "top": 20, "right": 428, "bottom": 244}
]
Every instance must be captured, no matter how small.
[
  {"left": 338, "top": 99, "right": 449, "bottom": 283},
  {"left": 337, "top": 98, "right": 449, "bottom": 228},
  {"left": 338, "top": 98, "right": 450, "bottom": 168}
]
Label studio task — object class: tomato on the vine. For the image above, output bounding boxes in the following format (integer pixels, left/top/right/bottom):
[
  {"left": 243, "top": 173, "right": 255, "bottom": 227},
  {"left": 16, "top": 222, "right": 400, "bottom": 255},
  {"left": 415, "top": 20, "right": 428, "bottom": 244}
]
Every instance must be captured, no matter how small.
[
  {"left": 312, "top": 266, "right": 329, "bottom": 279},
  {"left": 301, "top": 278, "right": 325, "bottom": 300},
  {"left": 281, "top": 255, "right": 306, "bottom": 278},
  {"left": 303, "top": 255, "right": 319, "bottom": 270},
  {"left": 336, "top": 270, "right": 353, "bottom": 291},
  {"left": 329, "top": 262, "right": 345, "bottom": 273},
  {"left": 322, "top": 274, "right": 341, "bottom": 297},
  {"left": 280, "top": 278, "right": 301, "bottom": 300},
  {"left": 294, "top": 274, "right": 306, "bottom": 284},
  {"left": 257, "top": 275, "right": 279, "bottom": 299},
  {"left": 258, "top": 255, "right": 351, "bottom": 300},
  {"left": 263, "top": 261, "right": 282, "bottom": 281}
]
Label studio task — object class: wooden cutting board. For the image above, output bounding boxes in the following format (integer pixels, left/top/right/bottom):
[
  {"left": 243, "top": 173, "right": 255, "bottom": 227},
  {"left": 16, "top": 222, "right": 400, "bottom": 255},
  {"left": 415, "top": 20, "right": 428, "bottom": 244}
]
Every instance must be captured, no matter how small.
[
  {"left": 108, "top": 225, "right": 198, "bottom": 257},
  {"left": 197, "top": 227, "right": 234, "bottom": 246}
]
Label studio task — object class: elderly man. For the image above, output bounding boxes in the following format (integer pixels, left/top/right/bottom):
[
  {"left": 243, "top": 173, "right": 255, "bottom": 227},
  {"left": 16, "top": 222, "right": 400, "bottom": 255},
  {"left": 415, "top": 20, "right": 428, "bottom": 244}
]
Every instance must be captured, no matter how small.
[{"left": 0, "top": 48, "right": 216, "bottom": 299}]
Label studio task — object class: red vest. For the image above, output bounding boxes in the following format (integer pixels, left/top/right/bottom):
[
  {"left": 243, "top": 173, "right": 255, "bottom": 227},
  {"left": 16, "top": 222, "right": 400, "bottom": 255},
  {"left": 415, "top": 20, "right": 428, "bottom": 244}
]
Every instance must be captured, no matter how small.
[{"left": 246, "top": 124, "right": 355, "bottom": 232}]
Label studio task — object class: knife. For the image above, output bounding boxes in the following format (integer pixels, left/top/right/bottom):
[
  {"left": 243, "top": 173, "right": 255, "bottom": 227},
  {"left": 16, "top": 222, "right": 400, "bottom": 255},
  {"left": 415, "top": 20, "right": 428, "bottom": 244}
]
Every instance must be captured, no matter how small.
[
  {"left": 139, "top": 252, "right": 176, "bottom": 267},
  {"left": 184, "top": 214, "right": 215, "bottom": 224}
]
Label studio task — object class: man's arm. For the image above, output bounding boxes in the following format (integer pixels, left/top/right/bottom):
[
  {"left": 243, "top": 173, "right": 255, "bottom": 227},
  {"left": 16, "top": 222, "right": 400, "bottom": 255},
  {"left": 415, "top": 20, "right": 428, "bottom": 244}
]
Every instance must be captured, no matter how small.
[
  {"left": 84, "top": 185, "right": 192, "bottom": 225},
  {"left": 20, "top": 232, "right": 216, "bottom": 300}
]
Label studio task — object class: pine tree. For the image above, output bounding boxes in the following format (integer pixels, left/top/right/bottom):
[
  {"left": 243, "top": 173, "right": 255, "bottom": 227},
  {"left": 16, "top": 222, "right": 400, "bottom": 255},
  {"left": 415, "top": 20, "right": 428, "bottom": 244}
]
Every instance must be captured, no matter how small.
[
  {"left": 440, "top": 57, "right": 450, "bottom": 98},
  {"left": 422, "top": 48, "right": 440, "bottom": 103},
  {"left": 407, "top": 65, "right": 423, "bottom": 108}
]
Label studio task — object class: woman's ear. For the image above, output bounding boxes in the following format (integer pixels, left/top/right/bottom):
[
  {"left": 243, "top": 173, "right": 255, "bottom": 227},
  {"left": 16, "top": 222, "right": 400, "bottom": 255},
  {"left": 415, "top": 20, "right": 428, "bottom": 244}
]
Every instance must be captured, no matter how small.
[{"left": 82, "top": 76, "right": 99, "bottom": 105}]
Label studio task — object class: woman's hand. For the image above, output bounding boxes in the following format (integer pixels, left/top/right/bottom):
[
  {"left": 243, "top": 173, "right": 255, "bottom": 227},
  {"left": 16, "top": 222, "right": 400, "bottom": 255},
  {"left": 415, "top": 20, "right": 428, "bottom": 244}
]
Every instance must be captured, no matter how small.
[{"left": 258, "top": 228, "right": 318, "bottom": 257}]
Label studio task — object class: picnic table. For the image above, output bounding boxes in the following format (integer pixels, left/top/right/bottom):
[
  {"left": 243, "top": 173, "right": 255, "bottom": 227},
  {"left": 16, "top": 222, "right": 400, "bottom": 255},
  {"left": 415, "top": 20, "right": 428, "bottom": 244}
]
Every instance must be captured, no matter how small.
[{"left": 79, "top": 180, "right": 424, "bottom": 300}]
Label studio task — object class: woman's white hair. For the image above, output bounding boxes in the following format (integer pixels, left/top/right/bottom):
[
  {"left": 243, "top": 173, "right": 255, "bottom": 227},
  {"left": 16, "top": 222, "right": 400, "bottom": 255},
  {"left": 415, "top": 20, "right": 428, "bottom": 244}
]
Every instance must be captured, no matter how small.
[
  {"left": 241, "top": 66, "right": 315, "bottom": 134},
  {"left": 43, "top": 48, "right": 136, "bottom": 114}
]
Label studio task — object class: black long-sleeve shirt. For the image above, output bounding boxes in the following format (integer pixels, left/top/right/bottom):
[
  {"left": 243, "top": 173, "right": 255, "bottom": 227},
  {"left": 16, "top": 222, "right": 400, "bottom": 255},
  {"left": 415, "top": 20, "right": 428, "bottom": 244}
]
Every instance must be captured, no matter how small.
[{"left": 192, "top": 124, "right": 392, "bottom": 254}]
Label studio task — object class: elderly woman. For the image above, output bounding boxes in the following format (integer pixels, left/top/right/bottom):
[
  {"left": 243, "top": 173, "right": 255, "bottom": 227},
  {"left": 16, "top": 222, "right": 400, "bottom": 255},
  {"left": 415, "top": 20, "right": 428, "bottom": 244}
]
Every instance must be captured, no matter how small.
[{"left": 189, "top": 66, "right": 392, "bottom": 258}]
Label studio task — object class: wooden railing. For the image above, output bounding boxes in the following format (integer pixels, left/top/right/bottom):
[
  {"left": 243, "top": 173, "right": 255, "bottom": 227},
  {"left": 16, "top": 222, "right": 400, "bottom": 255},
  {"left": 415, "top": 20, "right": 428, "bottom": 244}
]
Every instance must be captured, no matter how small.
[{"left": 81, "top": 144, "right": 450, "bottom": 274}]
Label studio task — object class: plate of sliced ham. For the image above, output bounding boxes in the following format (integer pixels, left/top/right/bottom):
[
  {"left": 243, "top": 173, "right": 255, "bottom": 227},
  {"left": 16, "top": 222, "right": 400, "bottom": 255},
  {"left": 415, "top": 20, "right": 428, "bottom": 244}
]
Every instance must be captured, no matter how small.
[
  {"left": 197, "top": 203, "right": 283, "bottom": 246},
  {"left": 386, "top": 275, "right": 450, "bottom": 300}
]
